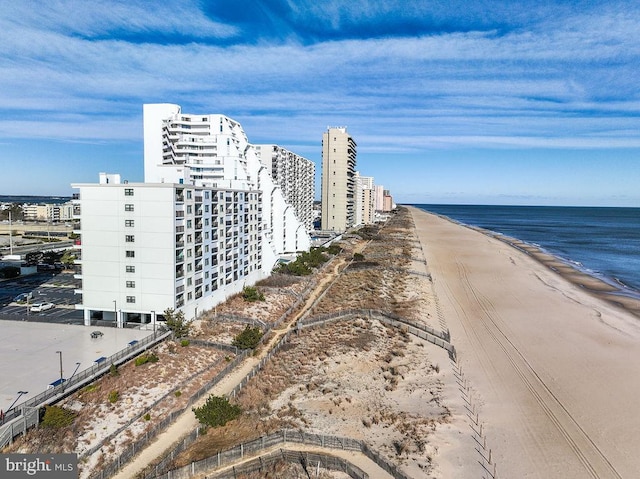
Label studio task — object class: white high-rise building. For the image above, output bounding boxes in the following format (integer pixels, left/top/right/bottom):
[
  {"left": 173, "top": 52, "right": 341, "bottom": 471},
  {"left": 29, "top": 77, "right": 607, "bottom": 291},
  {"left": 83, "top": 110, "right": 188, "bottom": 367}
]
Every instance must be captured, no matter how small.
[
  {"left": 255, "top": 144, "right": 315, "bottom": 232},
  {"left": 355, "top": 173, "right": 375, "bottom": 226},
  {"left": 143, "top": 104, "right": 310, "bottom": 256},
  {"left": 71, "top": 104, "right": 311, "bottom": 327}
]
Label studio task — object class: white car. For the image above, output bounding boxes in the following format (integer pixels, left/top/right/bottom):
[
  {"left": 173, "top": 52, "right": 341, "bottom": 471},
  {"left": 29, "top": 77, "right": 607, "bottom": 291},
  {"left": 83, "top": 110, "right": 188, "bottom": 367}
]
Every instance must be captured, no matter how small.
[{"left": 30, "top": 302, "right": 55, "bottom": 312}]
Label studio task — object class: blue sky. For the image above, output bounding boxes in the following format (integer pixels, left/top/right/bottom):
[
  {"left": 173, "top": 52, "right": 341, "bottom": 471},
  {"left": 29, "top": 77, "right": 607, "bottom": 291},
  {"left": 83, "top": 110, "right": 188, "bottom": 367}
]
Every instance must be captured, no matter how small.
[{"left": 0, "top": 0, "right": 639, "bottom": 206}]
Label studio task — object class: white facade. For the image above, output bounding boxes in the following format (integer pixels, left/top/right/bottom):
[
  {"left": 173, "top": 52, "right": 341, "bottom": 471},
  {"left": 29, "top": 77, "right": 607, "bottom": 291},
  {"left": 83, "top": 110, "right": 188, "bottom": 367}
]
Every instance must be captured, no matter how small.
[
  {"left": 71, "top": 104, "right": 312, "bottom": 327},
  {"left": 355, "top": 173, "right": 375, "bottom": 226},
  {"left": 255, "top": 144, "right": 315, "bottom": 232},
  {"left": 143, "top": 104, "right": 310, "bottom": 257},
  {"left": 72, "top": 178, "right": 264, "bottom": 325}
]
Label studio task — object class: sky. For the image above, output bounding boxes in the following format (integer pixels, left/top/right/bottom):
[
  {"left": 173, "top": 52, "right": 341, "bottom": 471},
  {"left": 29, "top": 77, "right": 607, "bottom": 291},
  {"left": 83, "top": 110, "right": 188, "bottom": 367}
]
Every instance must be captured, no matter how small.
[{"left": 0, "top": 0, "right": 639, "bottom": 206}]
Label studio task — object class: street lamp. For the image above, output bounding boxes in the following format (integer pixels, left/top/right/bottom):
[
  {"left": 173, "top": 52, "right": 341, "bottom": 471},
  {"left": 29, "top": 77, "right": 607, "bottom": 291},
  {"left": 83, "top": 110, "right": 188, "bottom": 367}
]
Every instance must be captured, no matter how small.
[
  {"left": 69, "top": 362, "right": 81, "bottom": 384},
  {"left": 56, "top": 351, "right": 64, "bottom": 390},
  {"left": 7, "top": 391, "right": 28, "bottom": 412}
]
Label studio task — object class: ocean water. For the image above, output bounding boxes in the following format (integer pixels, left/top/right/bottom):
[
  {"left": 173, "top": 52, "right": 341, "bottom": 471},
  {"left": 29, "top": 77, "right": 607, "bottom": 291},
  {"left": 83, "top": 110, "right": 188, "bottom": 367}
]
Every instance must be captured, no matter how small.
[{"left": 412, "top": 205, "right": 640, "bottom": 296}]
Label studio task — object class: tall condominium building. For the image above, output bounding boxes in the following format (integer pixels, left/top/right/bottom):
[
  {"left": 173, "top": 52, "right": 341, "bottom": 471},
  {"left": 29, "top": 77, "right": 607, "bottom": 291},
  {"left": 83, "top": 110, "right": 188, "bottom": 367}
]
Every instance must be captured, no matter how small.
[
  {"left": 71, "top": 104, "right": 311, "bottom": 327},
  {"left": 255, "top": 144, "right": 315, "bottom": 232},
  {"left": 355, "top": 173, "right": 375, "bottom": 226},
  {"left": 382, "top": 189, "right": 395, "bottom": 212},
  {"left": 321, "top": 127, "right": 357, "bottom": 232},
  {"left": 143, "top": 104, "right": 310, "bottom": 256},
  {"left": 374, "top": 185, "right": 384, "bottom": 212}
]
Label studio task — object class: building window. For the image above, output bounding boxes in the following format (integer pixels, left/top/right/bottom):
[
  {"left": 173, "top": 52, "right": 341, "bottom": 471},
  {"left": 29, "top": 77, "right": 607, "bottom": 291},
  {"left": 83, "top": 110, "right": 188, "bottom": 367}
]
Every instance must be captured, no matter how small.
[
  {"left": 126, "top": 265, "right": 135, "bottom": 273},
  {"left": 124, "top": 188, "right": 134, "bottom": 196},
  {"left": 187, "top": 205, "right": 192, "bottom": 214},
  {"left": 126, "top": 281, "right": 135, "bottom": 288},
  {"left": 187, "top": 220, "right": 192, "bottom": 228},
  {"left": 126, "top": 250, "right": 135, "bottom": 258},
  {"left": 125, "top": 235, "right": 135, "bottom": 242},
  {"left": 187, "top": 190, "right": 192, "bottom": 200},
  {"left": 125, "top": 219, "right": 134, "bottom": 227},
  {"left": 187, "top": 278, "right": 192, "bottom": 286},
  {"left": 205, "top": 191, "right": 210, "bottom": 199},
  {"left": 125, "top": 204, "right": 134, "bottom": 212},
  {"left": 187, "top": 292, "right": 193, "bottom": 300},
  {"left": 126, "top": 296, "right": 136, "bottom": 303}
]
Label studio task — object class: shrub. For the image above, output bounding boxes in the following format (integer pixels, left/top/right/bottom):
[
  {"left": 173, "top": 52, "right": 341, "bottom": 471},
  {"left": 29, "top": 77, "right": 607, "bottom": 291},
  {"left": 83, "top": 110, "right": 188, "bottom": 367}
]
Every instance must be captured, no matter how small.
[
  {"left": 326, "top": 243, "right": 342, "bottom": 255},
  {"left": 41, "top": 405, "right": 76, "bottom": 429},
  {"left": 174, "top": 390, "right": 182, "bottom": 397},
  {"left": 193, "top": 395, "right": 241, "bottom": 428},
  {"left": 242, "top": 286, "right": 265, "bottom": 302},
  {"left": 108, "top": 391, "right": 119, "bottom": 403},
  {"left": 164, "top": 308, "right": 192, "bottom": 339},
  {"left": 82, "top": 384, "right": 98, "bottom": 393},
  {"left": 232, "top": 325, "right": 263, "bottom": 350},
  {"left": 180, "top": 339, "right": 190, "bottom": 347},
  {"left": 135, "top": 353, "right": 159, "bottom": 366},
  {"left": 276, "top": 247, "right": 330, "bottom": 276},
  {"left": 109, "top": 364, "right": 119, "bottom": 376},
  {"left": 143, "top": 413, "right": 151, "bottom": 421},
  {"left": 353, "top": 252, "right": 365, "bottom": 261}
]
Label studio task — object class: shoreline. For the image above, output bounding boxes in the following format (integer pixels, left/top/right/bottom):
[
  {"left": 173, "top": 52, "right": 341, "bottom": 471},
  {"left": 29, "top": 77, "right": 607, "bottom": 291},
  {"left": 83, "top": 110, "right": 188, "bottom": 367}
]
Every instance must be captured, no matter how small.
[
  {"left": 409, "top": 206, "right": 640, "bottom": 477},
  {"left": 426, "top": 211, "right": 640, "bottom": 319}
]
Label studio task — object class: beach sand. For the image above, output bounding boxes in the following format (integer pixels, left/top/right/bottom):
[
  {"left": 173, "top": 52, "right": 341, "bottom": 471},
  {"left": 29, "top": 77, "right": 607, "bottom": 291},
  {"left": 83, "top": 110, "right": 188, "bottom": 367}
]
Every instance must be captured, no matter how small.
[{"left": 410, "top": 206, "right": 640, "bottom": 478}]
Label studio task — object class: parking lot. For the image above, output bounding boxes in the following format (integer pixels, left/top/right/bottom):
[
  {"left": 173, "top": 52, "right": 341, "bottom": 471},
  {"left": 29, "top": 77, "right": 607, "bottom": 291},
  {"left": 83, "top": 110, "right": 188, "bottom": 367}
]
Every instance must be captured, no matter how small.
[{"left": 0, "top": 271, "right": 84, "bottom": 324}]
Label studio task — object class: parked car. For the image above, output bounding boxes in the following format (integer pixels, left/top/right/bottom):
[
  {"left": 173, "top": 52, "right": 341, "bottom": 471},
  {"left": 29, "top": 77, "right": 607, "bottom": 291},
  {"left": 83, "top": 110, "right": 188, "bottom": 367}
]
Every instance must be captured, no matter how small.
[
  {"left": 30, "top": 302, "right": 55, "bottom": 312},
  {"left": 13, "top": 292, "right": 33, "bottom": 303}
]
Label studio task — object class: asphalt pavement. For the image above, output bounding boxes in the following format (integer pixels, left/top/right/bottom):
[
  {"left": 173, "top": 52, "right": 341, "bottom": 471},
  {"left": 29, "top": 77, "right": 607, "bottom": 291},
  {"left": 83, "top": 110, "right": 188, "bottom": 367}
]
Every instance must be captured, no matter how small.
[{"left": 0, "top": 271, "right": 83, "bottom": 324}]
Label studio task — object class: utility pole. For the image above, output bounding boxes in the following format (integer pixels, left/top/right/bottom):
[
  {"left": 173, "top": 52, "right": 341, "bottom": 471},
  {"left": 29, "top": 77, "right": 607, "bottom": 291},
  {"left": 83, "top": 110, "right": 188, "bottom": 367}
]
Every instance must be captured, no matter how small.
[
  {"left": 56, "top": 351, "right": 64, "bottom": 390},
  {"left": 9, "top": 210, "right": 13, "bottom": 255}
]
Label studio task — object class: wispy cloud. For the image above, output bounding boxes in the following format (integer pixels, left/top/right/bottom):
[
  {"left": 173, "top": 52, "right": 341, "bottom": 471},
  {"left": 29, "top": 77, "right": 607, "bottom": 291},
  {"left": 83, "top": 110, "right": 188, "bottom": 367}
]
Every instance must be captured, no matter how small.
[{"left": 0, "top": 0, "right": 638, "bottom": 199}]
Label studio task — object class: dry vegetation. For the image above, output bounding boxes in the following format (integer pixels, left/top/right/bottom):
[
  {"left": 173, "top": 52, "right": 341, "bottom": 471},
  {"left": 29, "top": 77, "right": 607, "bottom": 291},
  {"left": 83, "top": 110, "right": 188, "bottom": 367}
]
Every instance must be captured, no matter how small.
[
  {"left": 312, "top": 208, "right": 435, "bottom": 325},
  {"left": 4, "top": 341, "right": 233, "bottom": 478},
  {"left": 5, "top": 207, "right": 454, "bottom": 479},
  {"left": 168, "top": 208, "right": 452, "bottom": 478}
]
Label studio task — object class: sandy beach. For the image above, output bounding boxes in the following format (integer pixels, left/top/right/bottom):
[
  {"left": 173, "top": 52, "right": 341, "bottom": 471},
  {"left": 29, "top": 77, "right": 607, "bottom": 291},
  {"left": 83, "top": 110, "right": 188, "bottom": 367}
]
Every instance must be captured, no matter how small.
[{"left": 410, "top": 206, "right": 640, "bottom": 478}]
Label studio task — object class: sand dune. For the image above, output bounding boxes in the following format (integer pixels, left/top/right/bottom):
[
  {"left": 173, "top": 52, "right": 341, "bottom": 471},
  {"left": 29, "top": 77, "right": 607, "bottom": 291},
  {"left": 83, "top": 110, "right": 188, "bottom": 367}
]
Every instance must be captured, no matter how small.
[{"left": 410, "top": 206, "right": 640, "bottom": 478}]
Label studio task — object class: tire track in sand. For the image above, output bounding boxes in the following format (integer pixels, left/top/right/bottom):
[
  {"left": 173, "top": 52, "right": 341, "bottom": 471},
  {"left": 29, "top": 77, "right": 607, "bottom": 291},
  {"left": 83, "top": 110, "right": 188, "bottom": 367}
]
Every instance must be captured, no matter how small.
[{"left": 455, "top": 261, "right": 622, "bottom": 479}]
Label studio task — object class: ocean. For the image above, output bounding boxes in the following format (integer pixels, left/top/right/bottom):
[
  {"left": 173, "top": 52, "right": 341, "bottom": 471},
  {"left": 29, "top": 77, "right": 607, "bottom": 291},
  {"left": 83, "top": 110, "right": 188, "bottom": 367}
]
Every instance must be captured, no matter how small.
[{"left": 412, "top": 205, "right": 640, "bottom": 296}]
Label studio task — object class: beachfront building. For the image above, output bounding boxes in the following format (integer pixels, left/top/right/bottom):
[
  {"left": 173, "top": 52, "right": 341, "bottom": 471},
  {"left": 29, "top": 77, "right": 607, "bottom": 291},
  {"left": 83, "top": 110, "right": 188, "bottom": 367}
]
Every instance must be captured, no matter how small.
[
  {"left": 383, "top": 190, "right": 395, "bottom": 212},
  {"left": 374, "top": 185, "right": 384, "bottom": 212},
  {"left": 355, "top": 172, "right": 375, "bottom": 226},
  {"left": 71, "top": 104, "right": 311, "bottom": 327},
  {"left": 255, "top": 144, "right": 315, "bottom": 232},
  {"left": 321, "top": 127, "right": 357, "bottom": 232}
]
